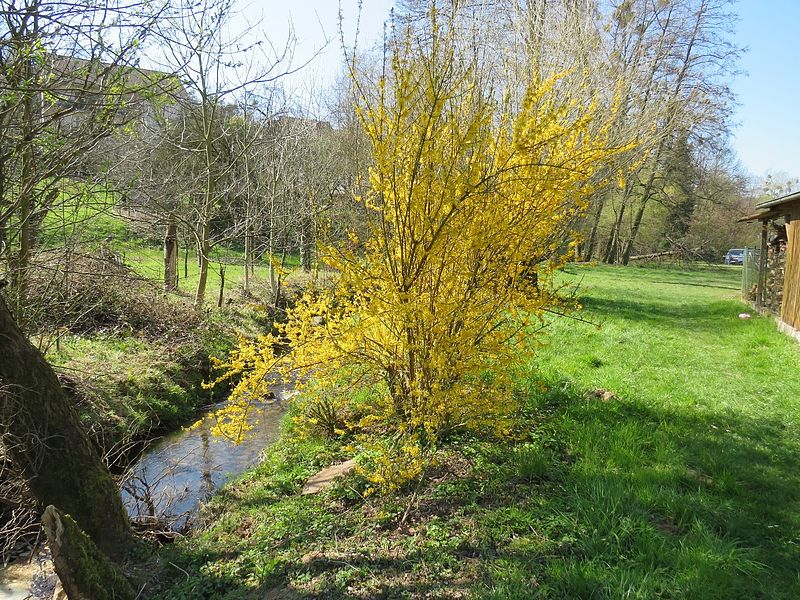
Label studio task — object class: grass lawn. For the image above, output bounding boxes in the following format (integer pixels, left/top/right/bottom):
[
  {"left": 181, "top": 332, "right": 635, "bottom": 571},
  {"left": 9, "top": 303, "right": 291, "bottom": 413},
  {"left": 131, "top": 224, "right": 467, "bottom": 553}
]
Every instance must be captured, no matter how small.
[
  {"left": 118, "top": 243, "right": 291, "bottom": 299},
  {"left": 40, "top": 191, "right": 294, "bottom": 298},
  {"left": 150, "top": 264, "right": 800, "bottom": 599}
]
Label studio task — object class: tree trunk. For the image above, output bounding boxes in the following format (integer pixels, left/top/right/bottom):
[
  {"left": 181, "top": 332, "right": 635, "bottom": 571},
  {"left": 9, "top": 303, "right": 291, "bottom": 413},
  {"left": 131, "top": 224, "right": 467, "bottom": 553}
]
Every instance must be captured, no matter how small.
[
  {"left": 183, "top": 238, "right": 189, "bottom": 279},
  {"left": 194, "top": 219, "right": 210, "bottom": 309},
  {"left": 12, "top": 65, "right": 37, "bottom": 327},
  {"left": 0, "top": 153, "right": 6, "bottom": 265},
  {"left": 299, "top": 215, "right": 313, "bottom": 272},
  {"left": 163, "top": 218, "right": 178, "bottom": 292},
  {"left": 583, "top": 193, "right": 606, "bottom": 262},
  {"left": 25, "top": 189, "right": 57, "bottom": 263},
  {"left": 243, "top": 218, "right": 251, "bottom": 295},
  {"left": 621, "top": 197, "right": 649, "bottom": 266},
  {"left": 217, "top": 264, "right": 226, "bottom": 307},
  {"left": 621, "top": 149, "right": 666, "bottom": 266},
  {"left": 268, "top": 234, "right": 277, "bottom": 303},
  {"left": 43, "top": 506, "right": 136, "bottom": 600},
  {"left": 196, "top": 95, "right": 216, "bottom": 308},
  {"left": 603, "top": 201, "right": 626, "bottom": 264},
  {"left": 0, "top": 294, "right": 133, "bottom": 561},
  {"left": 275, "top": 250, "right": 286, "bottom": 307},
  {"left": 0, "top": 218, "right": 6, "bottom": 264}
]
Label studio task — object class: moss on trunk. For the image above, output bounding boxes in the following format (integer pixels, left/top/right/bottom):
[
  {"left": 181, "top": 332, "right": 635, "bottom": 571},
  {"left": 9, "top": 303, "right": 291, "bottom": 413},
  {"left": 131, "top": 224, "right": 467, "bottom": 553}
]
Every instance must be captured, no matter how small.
[
  {"left": 0, "top": 294, "right": 132, "bottom": 560},
  {"left": 43, "top": 506, "right": 136, "bottom": 600}
]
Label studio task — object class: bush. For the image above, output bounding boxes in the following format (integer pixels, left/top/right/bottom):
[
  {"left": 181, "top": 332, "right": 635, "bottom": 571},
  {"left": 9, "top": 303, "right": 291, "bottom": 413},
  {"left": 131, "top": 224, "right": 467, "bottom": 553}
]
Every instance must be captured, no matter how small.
[{"left": 25, "top": 249, "right": 200, "bottom": 340}]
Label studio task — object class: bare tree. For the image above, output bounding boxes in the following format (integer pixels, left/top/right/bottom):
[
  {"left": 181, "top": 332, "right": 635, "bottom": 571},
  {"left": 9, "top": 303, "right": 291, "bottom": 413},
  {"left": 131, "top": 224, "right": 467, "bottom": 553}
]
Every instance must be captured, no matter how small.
[
  {"left": 0, "top": 0, "right": 168, "bottom": 327},
  {"left": 149, "top": 0, "right": 302, "bottom": 309},
  {"left": 413, "top": 1, "right": 742, "bottom": 264}
]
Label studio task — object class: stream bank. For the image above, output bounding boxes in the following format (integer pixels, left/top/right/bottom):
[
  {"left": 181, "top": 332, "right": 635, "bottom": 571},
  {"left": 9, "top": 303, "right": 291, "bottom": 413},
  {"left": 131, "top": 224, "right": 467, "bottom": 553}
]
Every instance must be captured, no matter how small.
[
  {"left": 0, "top": 387, "right": 291, "bottom": 600},
  {"left": 1, "top": 338, "right": 289, "bottom": 600},
  {"left": 1, "top": 298, "right": 267, "bottom": 569}
]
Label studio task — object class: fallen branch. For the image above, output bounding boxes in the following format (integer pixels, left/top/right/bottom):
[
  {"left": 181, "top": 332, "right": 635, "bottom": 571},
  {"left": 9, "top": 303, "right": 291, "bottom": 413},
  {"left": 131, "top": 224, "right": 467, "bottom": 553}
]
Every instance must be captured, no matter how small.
[{"left": 628, "top": 250, "right": 677, "bottom": 261}]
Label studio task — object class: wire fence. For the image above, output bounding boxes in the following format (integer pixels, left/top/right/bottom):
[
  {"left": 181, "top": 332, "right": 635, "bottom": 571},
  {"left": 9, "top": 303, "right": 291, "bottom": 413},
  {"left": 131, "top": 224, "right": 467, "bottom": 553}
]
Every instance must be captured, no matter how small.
[{"left": 742, "top": 247, "right": 760, "bottom": 301}]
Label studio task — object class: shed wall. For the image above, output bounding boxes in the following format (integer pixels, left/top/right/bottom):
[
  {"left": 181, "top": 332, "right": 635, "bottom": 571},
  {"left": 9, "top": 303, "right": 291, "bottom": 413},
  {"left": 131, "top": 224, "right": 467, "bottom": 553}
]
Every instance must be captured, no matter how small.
[{"left": 781, "top": 205, "right": 800, "bottom": 330}]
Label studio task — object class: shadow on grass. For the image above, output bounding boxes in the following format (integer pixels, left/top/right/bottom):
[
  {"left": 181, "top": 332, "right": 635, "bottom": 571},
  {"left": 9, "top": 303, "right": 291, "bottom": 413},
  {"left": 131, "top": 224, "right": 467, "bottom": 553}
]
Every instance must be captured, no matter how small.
[
  {"left": 473, "top": 379, "right": 800, "bottom": 599},
  {"left": 153, "top": 542, "right": 482, "bottom": 599},
  {"left": 651, "top": 279, "right": 740, "bottom": 291},
  {"left": 150, "top": 379, "right": 800, "bottom": 600},
  {"left": 580, "top": 295, "right": 748, "bottom": 334},
  {"left": 146, "top": 547, "right": 254, "bottom": 600}
]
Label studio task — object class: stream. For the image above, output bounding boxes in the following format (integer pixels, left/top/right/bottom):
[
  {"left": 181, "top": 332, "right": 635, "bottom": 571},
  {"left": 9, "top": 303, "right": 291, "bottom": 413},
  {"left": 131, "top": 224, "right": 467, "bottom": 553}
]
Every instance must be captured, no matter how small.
[
  {"left": 120, "top": 383, "right": 293, "bottom": 531},
  {"left": 0, "top": 387, "right": 294, "bottom": 600}
]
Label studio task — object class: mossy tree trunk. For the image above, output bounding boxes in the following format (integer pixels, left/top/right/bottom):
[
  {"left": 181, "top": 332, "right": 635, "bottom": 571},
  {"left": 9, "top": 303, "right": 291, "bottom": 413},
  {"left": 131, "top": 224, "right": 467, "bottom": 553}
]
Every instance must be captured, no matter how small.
[
  {"left": 0, "top": 294, "right": 133, "bottom": 561},
  {"left": 43, "top": 506, "right": 136, "bottom": 600}
]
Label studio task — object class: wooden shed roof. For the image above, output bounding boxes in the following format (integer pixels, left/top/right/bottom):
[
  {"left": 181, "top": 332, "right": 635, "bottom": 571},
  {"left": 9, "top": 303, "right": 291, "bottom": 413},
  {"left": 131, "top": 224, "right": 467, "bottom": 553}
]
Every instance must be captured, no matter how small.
[
  {"left": 757, "top": 190, "right": 800, "bottom": 210},
  {"left": 739, "top": 190, "right": 800, "bottom": 223}
]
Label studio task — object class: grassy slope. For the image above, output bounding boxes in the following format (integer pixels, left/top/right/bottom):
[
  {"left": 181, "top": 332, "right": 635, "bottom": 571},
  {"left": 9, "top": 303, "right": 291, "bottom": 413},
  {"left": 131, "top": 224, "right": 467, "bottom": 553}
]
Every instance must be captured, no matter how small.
[
  {"left": 117, "top": 243, "right": 287, "bottom": 298},
  {"left": 40, "top": 191, "right": 291, "bottom": 297},
  {"left": 151, "top": 264, "right": 800, "bottom": 600},
  {"left": 48, "top": 334, "right": 216, "bottom": 442},
  {"left": 39, "top": 200, "right": 288, "bottom": 442}
]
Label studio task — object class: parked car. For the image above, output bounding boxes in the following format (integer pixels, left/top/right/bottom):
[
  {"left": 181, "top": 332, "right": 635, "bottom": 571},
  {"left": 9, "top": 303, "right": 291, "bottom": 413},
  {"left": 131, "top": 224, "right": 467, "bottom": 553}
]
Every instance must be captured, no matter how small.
[{"left": 724, "top": 248, "right": 745, "bottom": 265}]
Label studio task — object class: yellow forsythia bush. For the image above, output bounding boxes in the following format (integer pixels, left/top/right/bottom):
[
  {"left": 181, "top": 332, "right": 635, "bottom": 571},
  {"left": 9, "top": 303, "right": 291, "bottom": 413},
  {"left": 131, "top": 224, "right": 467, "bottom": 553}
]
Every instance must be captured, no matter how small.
[{"left": 204, "top": 10, "right": 624, "bottom": 491}]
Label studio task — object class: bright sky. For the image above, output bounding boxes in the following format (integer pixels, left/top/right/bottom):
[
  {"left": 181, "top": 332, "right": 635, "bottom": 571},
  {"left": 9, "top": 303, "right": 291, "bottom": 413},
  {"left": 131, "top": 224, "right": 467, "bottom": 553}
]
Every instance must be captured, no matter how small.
[
  {"left": 237, "top": 0, "right": 796, "bottom": 179},
  {"left": 238, "top": 0, "right": 395, "bottom": 108},
  {"left": 732, "top": 0, "right": 800, "bottom": 180}
]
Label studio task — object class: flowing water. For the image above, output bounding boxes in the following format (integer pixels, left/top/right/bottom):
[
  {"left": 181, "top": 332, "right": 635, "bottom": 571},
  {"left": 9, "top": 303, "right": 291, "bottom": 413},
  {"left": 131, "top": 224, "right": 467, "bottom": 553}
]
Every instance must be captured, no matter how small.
[
  {"left": 120, "top": 384, "right": 293, "bottom": 530},
  {"left": 0, "top": 383, "right": 292, "bottom": 599}
]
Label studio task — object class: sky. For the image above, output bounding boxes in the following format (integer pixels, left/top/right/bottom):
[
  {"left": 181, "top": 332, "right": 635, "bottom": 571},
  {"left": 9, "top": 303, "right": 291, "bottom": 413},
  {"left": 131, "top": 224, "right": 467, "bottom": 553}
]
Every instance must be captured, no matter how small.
[
  {"left": 236, "top": 0, "right": 395, "bottom": 107},
  {"left": 731, "top": 0, "right": 800, "bottom": 180},
  {"left": 237, "top": 0, "right": 797, "bottom": 180}
]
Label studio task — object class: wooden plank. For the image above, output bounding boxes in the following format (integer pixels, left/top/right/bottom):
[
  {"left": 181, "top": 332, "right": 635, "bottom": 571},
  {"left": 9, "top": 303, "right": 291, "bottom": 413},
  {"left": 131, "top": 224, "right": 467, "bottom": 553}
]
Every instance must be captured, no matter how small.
[
  {"left": 781, "top": 207, "right": 800, "bottom": 330},
  {"left": 629, "top": 250, "right": 677, "bottom": 261},
  {"left": 778, "top": 319, "right": 800, "bottom": 343}
]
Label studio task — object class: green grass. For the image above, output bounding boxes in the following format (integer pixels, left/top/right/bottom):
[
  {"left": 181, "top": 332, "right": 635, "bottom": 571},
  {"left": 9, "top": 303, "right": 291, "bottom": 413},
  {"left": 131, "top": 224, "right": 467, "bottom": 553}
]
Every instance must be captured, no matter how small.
[
  {"left": 38, "top": 183, "right": 298, "bottom": 298},
  {"left": 117, "top": 242, "right": 293, "bottom": 299},
  {"left": 39, "top": 184, "right": 134, "bottom": 248},
  {"left": 47, "top": 333, "right": 216, "bottom": 444},
  {"left": 148, "top": 264, "right": 800, "bottom": 599}
]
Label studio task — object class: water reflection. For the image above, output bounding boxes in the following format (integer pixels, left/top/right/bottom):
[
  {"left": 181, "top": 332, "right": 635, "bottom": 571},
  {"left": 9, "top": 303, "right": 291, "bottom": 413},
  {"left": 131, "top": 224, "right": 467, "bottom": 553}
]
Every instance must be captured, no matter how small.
[{"left": 120, "top": 385, "right": 291, "bottom": 530}]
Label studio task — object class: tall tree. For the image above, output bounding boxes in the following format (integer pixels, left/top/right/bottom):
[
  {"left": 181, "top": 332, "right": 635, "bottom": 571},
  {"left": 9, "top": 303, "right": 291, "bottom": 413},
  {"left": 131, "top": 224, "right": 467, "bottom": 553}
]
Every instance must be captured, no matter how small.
[
  {"left": 0, "top": 0, "right": 166, "bottom": 326},
  {"left": 603, "top": 0, "right": 740, "bottom": 264},
  {"left": 150, "top": 0, "right": 299, "bottom": 309}
]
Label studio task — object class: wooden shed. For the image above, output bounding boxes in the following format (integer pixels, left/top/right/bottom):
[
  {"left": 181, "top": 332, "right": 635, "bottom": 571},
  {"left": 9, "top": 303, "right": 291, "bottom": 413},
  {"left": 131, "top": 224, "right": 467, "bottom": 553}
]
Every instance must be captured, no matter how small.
[{"left": 740, "top": 191, "right": 800, "bottom": 340}]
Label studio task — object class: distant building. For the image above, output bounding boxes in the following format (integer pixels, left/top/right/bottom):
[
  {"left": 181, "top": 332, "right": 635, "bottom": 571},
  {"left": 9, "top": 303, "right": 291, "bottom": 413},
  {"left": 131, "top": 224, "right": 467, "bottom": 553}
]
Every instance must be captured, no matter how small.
[
  {"left": 46, "top": 55, "right": 188, "bottom": 136},
  {"left": 273, "top": 115, "right": 334, "bottom": 134}
]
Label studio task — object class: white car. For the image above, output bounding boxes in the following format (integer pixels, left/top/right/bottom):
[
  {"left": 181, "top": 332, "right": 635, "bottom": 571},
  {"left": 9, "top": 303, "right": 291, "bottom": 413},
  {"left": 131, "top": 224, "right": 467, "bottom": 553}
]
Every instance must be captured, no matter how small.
[{"left": 724, "top": 249, "right": 745, "bottom": 265}]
